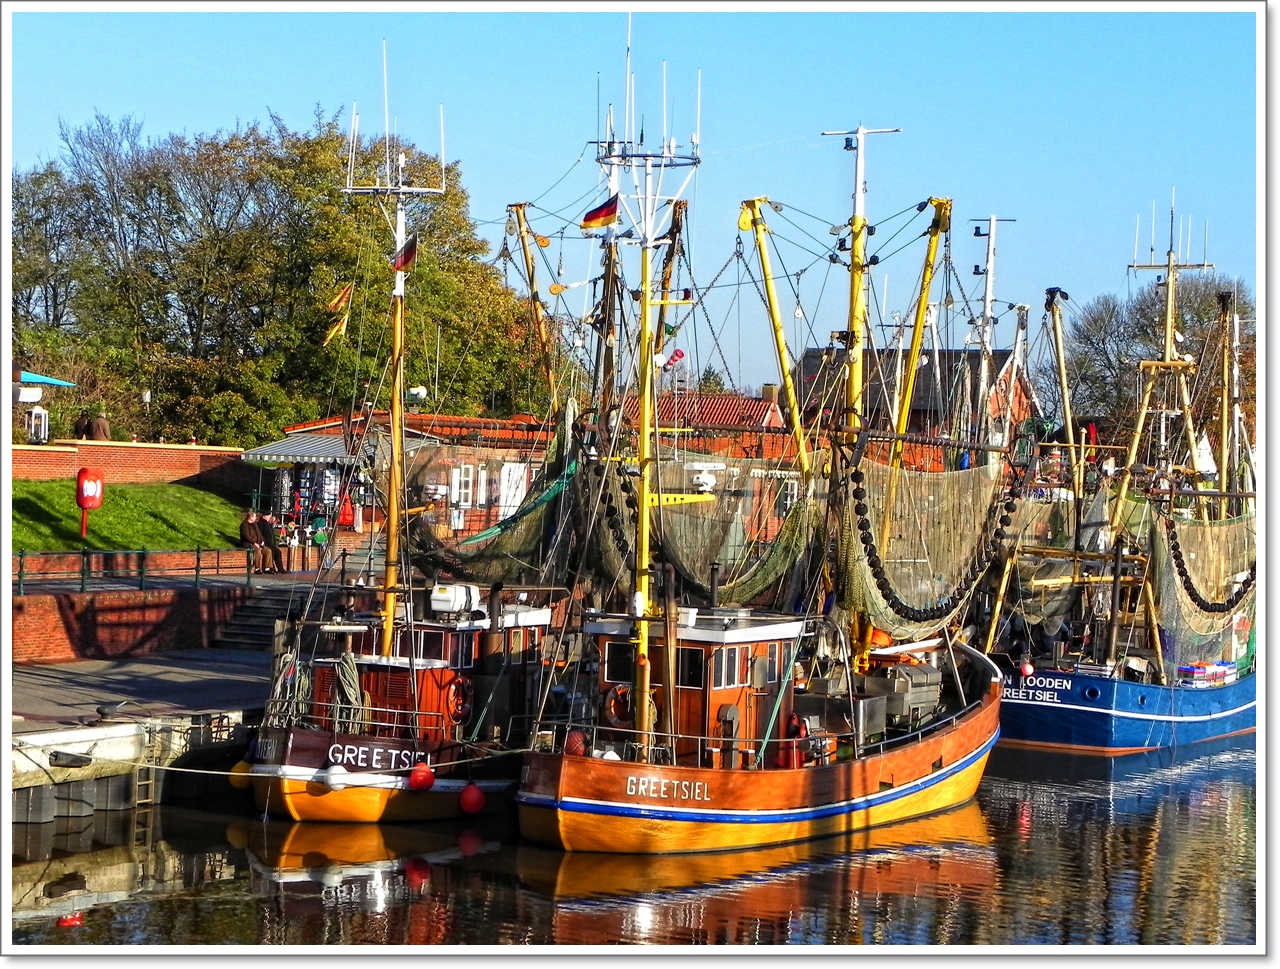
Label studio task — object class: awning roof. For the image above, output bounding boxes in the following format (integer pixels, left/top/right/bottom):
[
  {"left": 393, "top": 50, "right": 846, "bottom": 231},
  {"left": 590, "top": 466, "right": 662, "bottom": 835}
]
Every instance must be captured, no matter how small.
[
  {"left": 240, "top": 433, "right": 362, "bottom": 466},
  {"left": 18, "top": 370, "right": 76, "bottom": 387}
]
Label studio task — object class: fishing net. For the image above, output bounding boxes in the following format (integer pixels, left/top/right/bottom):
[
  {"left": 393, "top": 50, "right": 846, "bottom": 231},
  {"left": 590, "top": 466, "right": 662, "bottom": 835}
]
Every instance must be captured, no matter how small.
[
  {"left": 838, "top": 458, "right": 1006, "bottom": 640},
  {"left": 1150, "top": 510, "right": 1256, "bottom": 674},
  {"left": 1007, "top": 488, "right": 1111, "bottom": 625}
]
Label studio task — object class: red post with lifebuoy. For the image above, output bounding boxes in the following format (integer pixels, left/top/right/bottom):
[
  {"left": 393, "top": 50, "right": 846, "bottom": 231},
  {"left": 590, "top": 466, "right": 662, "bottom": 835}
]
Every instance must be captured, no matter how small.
[{"left": 76, "top": 468, "right": 105, "bottom": 538}]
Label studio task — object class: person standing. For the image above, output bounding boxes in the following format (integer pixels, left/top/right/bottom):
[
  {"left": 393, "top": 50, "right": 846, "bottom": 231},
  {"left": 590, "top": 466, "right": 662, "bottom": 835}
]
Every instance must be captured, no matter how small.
[
  {"left": 240, "top": 510, "right": 269, "bottom": 573},
  {"left": 73, "top": 410, "right": 90, "bottom": 440},
  {"left": 89, "top": 411, "right": 111, "bottom": 441},
  {"left": 260, "top": 512, "right": 285, "bottom": 573}
]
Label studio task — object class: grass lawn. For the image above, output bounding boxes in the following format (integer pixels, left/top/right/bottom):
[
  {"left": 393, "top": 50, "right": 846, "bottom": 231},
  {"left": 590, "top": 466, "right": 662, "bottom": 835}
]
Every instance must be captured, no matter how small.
[{"left": 11, "top": 480, "right": 248, "bottom": 552}]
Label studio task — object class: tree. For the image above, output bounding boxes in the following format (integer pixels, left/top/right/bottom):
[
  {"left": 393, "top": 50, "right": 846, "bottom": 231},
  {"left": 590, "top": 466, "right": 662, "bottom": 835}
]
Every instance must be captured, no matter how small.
[
  {"left": 1031, "top": 272, "right": 1256, "bottom": 455},
  {"left": 698, "top": 365, "right": 726, "bottom": 394}
]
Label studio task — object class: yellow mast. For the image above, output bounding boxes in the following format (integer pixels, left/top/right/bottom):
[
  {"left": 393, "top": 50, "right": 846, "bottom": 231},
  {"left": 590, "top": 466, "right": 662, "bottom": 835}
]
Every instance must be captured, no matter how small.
[
  {"left": 739, "top": 197, "right": 812, "bottom": 481},
  {"left": 509, "top": 202, "right": 560, "bottom": 413},
  {"left": 877, "top": 197, "right": 950, "bottom": 555},
  {"left": 1046, "top": 288, "right": 1083, "bottom": 502},
  {"left": 632, "top": 161, "right": 657, "bottom": 757}
]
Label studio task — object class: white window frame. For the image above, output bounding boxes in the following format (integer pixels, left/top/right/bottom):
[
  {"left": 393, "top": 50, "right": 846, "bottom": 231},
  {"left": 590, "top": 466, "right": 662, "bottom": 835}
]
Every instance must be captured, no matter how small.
[{"left": 453, "top": 465, "right": 475, "bottom": 508}]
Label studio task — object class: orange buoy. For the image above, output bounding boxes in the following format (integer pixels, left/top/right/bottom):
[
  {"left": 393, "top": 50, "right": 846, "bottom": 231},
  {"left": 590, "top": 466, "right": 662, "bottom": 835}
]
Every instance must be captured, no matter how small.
[{"left": 459, "top": 782, "right": 486, "bottom": 815}]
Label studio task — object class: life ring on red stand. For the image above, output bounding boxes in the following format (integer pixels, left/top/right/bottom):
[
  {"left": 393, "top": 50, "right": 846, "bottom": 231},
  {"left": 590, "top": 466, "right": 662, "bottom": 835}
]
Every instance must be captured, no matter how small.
[
  {"left": 447, "top": 675, "right": 474, "bottom": 724},
  {"left": 602, "top": 683, "right": 633, "bottom": 728}
]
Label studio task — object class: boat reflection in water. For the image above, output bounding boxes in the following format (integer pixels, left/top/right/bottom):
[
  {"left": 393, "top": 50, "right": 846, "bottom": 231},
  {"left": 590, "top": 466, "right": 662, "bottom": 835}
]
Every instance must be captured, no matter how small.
[
  {"left": 516, "top": 800, "right": 997, "bottom": 944},
  {"left": 979, "top": 734, "right": 1256, "bottom": 946},
  {"left": 231, "top": 814, "right": 513, "bottom": 944}
]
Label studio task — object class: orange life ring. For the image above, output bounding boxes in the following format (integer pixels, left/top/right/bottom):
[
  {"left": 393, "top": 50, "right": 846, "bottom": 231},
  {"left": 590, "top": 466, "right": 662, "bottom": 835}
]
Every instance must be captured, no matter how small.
[
  {"left": 603, "top": 683, "right": 633, "bottom": 728},
  {"left": 447, "top": 675, "right": 474, "bottom": 724}
]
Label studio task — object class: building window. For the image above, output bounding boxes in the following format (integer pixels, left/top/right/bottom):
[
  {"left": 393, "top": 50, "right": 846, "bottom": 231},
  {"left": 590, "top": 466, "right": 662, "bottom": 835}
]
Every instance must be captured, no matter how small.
[
  {"left": 476, "top": 467, "right": 488, "bottom": 507},
  {"left": 452, "top": 465, "right": 475, "bottom": 508},
  {"left": 777, "top": 477, "right": 799, "bottom": 515}
]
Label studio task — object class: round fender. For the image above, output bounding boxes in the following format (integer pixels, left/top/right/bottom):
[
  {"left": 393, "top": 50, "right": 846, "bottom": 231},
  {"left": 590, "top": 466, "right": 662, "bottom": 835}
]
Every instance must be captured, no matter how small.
[
  {"left": 602, "top": 683, "right": 633, "bottom": 728},
  {"left": 447, "top": 675, "right": 474, "bottom": 724}
]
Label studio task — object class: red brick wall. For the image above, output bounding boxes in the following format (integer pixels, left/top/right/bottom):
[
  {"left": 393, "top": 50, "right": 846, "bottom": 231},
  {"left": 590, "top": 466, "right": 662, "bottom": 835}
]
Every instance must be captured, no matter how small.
[
  {"left": 12, "top": 441, "right": 247, "bottom": 485},
  {"left": 11, "top": 587, "right": 250, "bottom": 664}
]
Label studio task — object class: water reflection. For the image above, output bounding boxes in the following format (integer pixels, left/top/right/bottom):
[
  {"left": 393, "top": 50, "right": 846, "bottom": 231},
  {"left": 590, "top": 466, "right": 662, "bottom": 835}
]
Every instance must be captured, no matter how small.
[{"left": 11, "top": 736, "right": 1255, "bottom": 946}]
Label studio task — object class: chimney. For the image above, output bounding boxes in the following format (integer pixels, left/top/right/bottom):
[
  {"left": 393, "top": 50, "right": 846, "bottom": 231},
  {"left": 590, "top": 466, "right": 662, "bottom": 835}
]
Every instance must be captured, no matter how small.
[{"left": 761, "top": 384, "right": 779, "bottom": 405}]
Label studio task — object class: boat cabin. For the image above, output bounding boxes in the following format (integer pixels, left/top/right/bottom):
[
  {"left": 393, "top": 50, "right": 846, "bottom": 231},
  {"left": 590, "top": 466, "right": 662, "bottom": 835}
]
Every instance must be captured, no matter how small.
[{"left": 583, "top": 608, "right": 806, "bottom": 768}]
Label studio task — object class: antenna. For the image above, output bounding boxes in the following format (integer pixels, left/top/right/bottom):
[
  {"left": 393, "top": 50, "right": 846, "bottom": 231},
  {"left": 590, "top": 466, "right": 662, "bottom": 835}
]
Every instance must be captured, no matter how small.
[
  {"left": 1168, "top": 187, "right": 1175, "bottom": 252},
  {"left": 383, "top": 40, "right": 392, "bottom": 188},
  {"left": 438, "top": 104, "right": 447, "bottom": 192},
  {"left": 694, "top": 69, "right": 701, "bottom": 154},
  {"left": 662, "top": 60, "right": 667, "bottom": 149},
  {"left": 347, "top": 103, "right": 359, "bottom": 188},
  {"left": 1133, "top": 213, "right": 1140, "bottom": 264}
]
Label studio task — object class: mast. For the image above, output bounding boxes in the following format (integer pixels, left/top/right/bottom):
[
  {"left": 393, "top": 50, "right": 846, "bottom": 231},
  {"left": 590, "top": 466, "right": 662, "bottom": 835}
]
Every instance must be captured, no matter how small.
[
  {"left": 509, "top": 202, "right": 560, "bottom": 412},
  {"left": 590, "top": 89, "right": 700, "bottom": 762},
  {"left": 1111, "top": 211, "right": 1213, "bottom": 528},
  {"left": 821, "top": 126, "right": 900, "bottom": 436},
  {"left": 342, "top": 60, "right": 446, "bottom": 657},
  {"left": 1216, "top": 291, "right": 1232, "bottom": 518},
  {"left": 1046, "top": 287, "right": 1083, "bottom": 503},
  {"left": 739, "top": 197, "right": 812, "bottom": 482}
]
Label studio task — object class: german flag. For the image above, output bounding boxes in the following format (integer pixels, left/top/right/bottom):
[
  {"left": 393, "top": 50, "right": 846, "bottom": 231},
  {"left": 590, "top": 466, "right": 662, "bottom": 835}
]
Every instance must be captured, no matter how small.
[
  {"left": 391, "top": 233, "right": 418, "bottom": 272},
  {"left": 580, "top": 194, "right": 620, "bottom": 230}
]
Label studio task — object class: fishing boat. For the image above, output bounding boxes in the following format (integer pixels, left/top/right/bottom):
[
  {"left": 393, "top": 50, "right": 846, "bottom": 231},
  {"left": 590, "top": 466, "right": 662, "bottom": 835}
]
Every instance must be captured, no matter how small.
[
  {"left": 515, "top": 118, "right": 1006, "bottom": 854},
  {"left": 987, "top": 222, "right": 1256, "bottom": 754},
  {"left": 236, "top": 78, "right": 565, "bottom": 822}
]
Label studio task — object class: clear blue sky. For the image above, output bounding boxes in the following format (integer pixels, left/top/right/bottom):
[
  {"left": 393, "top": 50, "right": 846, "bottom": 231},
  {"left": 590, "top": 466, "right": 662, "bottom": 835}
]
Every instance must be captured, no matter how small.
[{"left": 4, "top": 4, "right": 1260, "bottom": 391}]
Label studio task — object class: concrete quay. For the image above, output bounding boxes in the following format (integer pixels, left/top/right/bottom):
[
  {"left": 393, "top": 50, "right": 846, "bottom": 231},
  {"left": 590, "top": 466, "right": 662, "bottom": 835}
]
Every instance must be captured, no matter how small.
[{"left": 10, "top": 648, "right": 274, "bottom": 821}]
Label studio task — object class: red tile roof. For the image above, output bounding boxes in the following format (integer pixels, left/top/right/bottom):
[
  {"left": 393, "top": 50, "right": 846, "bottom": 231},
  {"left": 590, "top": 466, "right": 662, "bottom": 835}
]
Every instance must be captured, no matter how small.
[{"left": 621, "top": 394, "right": 784, "bottom": 429}]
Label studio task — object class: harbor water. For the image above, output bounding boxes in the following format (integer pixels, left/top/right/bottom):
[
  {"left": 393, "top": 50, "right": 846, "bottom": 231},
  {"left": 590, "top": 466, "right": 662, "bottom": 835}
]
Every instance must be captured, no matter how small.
[{"left": 11, "top": 736, "right": 1257, "bottom": 948}]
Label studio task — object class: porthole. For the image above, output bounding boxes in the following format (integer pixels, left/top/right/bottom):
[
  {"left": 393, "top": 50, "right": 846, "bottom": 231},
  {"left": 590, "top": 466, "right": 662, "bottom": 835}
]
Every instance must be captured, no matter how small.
[
  {"left": 1083, "top": 686, "right": 1100, "bottom": 700},
  {"left": 1137, "top": 695, "right": 1147, "bottom": 706}
]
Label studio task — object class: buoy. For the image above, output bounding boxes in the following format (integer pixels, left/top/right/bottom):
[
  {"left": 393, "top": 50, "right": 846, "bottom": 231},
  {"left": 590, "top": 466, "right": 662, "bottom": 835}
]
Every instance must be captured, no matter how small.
[
  {"left": 57, "top": 913, "right": 83, "bottom": 928},
  {"left": 409, "top": 762, "right": 436, "bottom": 791},
  {"left": 228, "top": 760, "right": 253, "bottom": 790},
  {"left": 1021, "top": 662, "right": 1035, "bottom": 677},
  {"left": 458, "top": 828, "right": 484, "bottom": 857},
  {"left": 225, "top": 820, "right": 251, "bottom": 850},
  {"left": 459, "top": 782, "right": 486, "bottom": 815},
  {"left": 326, "top": 764, "right": 348, "bottom": 791},
  {"left": 563, "top": 729, "right": 588, "bottom": 757}
]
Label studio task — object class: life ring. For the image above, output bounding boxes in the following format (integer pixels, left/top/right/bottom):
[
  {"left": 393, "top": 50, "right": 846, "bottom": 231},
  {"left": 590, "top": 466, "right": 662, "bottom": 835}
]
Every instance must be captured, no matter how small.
[
  {"left": 447, "top": 675, "right": 474, "bottom": 724},
  {"left": 603, "top": 683, "right": 633, "bottom": 728}
]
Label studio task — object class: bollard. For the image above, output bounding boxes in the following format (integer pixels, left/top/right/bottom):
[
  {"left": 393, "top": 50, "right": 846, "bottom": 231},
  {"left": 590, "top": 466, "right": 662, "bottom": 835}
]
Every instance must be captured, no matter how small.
[
  {"left": 81, "top": 547, "right": 90, "bottom": 594},
  {"left": 17, "top": 550, "right": 25, "bottom": 597},
  {"left": 139, "top": 548, "right": 147, "bottom": 590},
  {"left": 340, "top": 548, "right": 348, "bottom": 587},
  {"left": 246, "top": 548, "right": 254, "bottom": 589},
  {"left": 194, "top": 545, "right": 202, "bottom": 590}
]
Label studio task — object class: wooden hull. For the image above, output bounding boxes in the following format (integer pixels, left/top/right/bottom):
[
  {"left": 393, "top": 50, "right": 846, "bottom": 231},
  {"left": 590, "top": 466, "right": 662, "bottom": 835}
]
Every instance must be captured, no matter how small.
[
  {"left": 997, "top": 667, "right": 1256, "bottom": 755},
  {"left": 517, "top": 691, "right": 1000, "bottom": 854},
  {"left": 250, "top": 725, "right": 515, "bottom": 823}
]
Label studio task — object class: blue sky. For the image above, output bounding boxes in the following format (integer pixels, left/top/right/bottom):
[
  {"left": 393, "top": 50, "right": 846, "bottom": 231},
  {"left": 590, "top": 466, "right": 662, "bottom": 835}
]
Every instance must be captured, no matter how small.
[{"left": 4, "top": 4, "right": 1260, "bottom": 391}]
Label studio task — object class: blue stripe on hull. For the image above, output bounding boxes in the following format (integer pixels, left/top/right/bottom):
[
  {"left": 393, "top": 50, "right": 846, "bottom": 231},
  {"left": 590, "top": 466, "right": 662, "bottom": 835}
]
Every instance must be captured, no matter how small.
[
  {"left": 998, "top": 668, "right": 1256, "bottom": 752},
  {"left": 518, "top": 730, "right": 999, "bottom": 826}
]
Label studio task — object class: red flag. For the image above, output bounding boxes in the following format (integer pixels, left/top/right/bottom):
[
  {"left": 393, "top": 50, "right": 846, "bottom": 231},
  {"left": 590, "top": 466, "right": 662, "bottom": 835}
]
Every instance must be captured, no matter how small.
[
  {"left": 580, "top": 194, "right": 620, "bottom": 230},
  {"left": 391, "top": 233, "right": 418, "bottom": 271},
  {"left": 327, "top": 282, "right": 354, "bottom": 314}
]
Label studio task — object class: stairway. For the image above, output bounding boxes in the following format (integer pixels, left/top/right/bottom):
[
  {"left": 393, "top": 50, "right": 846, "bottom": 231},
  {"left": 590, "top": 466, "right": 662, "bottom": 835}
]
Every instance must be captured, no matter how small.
[{"left": 209, "top": 582, "right": 352, "bottom": 651}]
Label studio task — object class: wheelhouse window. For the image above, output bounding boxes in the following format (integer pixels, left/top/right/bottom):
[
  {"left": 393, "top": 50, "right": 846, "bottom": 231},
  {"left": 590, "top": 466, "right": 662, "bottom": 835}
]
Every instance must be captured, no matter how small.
[
  {"left": 675, "top": 647, "right": 704, "bottom": 688},
  {"left": 767, "top": 642, "right": 779, "bottom": 684},
  {"left": 712, "top": 645, "right": 750, "bottom": 689},
  {"left": 448, "top": 633, "right": 474, "bottom": 670},
  {"left": 604, "top": 641, "right": 635, "bottom": 683}
]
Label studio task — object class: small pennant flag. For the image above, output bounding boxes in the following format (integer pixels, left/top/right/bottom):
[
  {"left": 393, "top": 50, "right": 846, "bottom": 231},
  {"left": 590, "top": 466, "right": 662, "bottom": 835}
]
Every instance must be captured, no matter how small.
[
  {"left": 580, "top": 194, "right": 620, "bottom": 230},
  {"left": 391, "top": 233, "right": 419, "bottom": 272},
  {"left": 327, "top": 282, "right": 354, "bottom": 314},
  {"left": 322, "top": 312, "right": 350, "bottom": 347}
]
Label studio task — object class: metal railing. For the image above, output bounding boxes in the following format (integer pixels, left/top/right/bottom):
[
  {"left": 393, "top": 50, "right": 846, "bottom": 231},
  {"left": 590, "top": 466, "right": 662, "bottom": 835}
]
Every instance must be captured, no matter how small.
[{"left": 14, "top": 546, "right": 366, "bottom": 595}]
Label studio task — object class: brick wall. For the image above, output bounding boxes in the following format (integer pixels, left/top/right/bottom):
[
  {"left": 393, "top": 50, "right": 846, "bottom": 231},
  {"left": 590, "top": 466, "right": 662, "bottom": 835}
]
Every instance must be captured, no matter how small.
[
  {"left": 12, "top": 441, "right": 260, "bottom": 491},
  {"left": 11, "top": 587, "right": 250, "bottom": 664}
]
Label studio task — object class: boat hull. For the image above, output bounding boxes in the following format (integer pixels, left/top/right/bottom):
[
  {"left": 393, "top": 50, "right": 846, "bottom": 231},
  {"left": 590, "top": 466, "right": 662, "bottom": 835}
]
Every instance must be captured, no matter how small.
[
  {"left": 516, "top": 694, "right": 1000, "bottom": 854},
  {"left": 249, "top": 725, "right": 515, "bottom": 823},
  {"left": 997, "top": 667, "right": 1256, "bottom": 754}
]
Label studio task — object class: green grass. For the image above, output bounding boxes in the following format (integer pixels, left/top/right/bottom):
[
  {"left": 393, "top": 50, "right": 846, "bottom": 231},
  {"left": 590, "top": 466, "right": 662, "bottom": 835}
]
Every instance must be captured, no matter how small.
[{"left": 11, "top": 480, "right": 249, "bottom": 552}]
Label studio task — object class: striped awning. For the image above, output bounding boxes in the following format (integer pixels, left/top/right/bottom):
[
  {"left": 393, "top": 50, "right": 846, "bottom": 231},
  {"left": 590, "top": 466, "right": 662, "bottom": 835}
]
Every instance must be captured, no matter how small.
[{"left": 240, "top": 433, "right": 361, "bottom": 466}]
